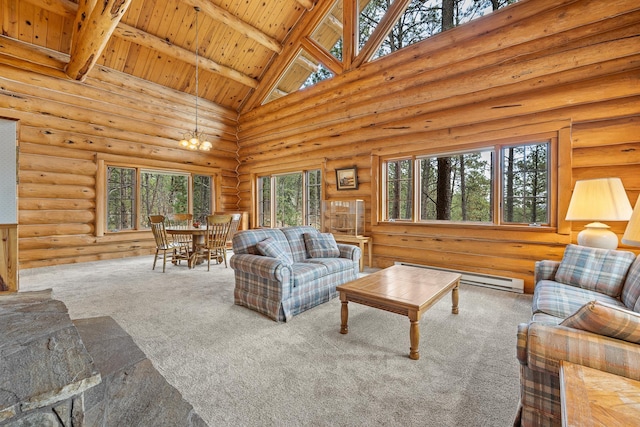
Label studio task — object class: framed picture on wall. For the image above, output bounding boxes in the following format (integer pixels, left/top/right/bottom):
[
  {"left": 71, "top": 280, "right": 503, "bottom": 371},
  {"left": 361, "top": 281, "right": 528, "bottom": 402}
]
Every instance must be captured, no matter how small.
[{"left": 336, "top": 167, "right": 358, "bottom": 190}]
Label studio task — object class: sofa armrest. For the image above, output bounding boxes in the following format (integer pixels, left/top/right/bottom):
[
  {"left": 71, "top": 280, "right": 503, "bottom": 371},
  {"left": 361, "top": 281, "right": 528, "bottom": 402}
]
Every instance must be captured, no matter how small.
[
  {"left": 229, "top": 254, "right": 292, "bottom": 283},
  {"left": 534, "top": 260, "right": 560, "bottom": 283},
  {"left": 524, "top": 322, "right": 640, "bottom": 381},
  {"left": 337, "top": 243, "right": 361, "bottom": 262}
]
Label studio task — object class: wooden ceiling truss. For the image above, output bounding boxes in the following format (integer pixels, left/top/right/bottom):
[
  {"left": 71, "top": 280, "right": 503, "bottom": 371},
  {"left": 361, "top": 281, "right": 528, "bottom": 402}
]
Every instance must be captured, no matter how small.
[{"left": 4, "top": 0, "right": 419, "bottom": 112}]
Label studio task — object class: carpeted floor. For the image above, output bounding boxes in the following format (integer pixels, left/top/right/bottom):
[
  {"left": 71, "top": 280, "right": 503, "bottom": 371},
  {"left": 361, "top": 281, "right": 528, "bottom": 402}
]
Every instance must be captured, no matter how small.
[{"left": 20, "top": 255, "right": 532, "bottom": 427}]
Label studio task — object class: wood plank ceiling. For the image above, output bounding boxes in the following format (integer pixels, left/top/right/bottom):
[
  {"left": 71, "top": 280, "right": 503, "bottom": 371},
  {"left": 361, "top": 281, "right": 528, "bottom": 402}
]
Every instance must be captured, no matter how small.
[{"left": 0, "top": 0, "right": 331, "bottom": 112}]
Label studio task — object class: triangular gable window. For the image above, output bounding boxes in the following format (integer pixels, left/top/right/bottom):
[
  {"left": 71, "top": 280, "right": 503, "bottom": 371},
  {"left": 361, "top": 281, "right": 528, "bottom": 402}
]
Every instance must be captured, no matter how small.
[{"left": 261, "top": 0, "right": 519, "bottom": 105}]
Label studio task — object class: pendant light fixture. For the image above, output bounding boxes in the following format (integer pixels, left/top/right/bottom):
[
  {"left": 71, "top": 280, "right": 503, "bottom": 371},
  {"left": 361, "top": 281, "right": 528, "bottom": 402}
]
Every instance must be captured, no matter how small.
[{"left": 179, "top": 6, "right": 212, "bottom": 151}]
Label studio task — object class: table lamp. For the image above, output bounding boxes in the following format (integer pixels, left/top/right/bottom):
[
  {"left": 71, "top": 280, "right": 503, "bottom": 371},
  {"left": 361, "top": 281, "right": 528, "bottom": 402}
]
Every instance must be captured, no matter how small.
[
  {"left": 622, "top": 198, "right": 640, "bottom": 247},
  {"left": 565, "top": 177, "right": 632, "bottom": 249}
]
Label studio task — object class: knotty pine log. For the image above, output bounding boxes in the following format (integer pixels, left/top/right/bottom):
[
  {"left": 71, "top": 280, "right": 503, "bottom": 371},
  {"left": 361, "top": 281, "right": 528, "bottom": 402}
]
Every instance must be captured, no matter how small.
[
  {"left": 19, "top": 239, "right": 156, "bottom": 262},
  {"left": 112, "top": 23, "right": 259, "bottom": 89},
  {"left": 19, "top": 170, "right": 95, "bottom": 187},
  {"left": 19, "top": 183, "right": 95, "bottom": 200},
  {"left": 572, "top": 116, "right": 640, "bottom": 148},
  {"left": 18, "top": 153, "right": 96, "bottom": 176},
  {"left": 18, "top": 248, "right": 154, "bottom": 269},
  {"left": 18, "top": 199, "right": 95, "bottom": 211},
  {"left": 66, "top": 0, "right": 133, "bottom": 81},
  {"left": 19, "top": 235, "right": 97, "bottom": 251},
  {"left": 0, "top": 226, "right": 18, "bottom": 292},
  {"left": 573, "top": 143, "right": 640, "bottom": 169},
  {"left": 19, "top": 224, "right": 94, "bottom": 238}
]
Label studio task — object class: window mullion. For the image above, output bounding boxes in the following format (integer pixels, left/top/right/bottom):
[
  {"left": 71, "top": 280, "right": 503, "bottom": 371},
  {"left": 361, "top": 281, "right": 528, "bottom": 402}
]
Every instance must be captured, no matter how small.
[
  {"left": 135, "top": 168, "right": 142, "bottom": 230},
  {"left": 413, "top": 158, "right": 419, "bottom": 222}
]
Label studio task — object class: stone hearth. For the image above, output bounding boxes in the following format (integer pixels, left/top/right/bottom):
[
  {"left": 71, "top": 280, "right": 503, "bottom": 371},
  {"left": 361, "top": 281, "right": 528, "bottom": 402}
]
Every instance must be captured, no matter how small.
[{"left": 0, "top": 290, "right": 207, "bottom": 426}]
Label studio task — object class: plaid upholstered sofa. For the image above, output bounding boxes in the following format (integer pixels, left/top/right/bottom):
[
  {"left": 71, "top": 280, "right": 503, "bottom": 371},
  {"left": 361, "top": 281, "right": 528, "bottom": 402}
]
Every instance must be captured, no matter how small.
[
  {"left": 230, "top": 226, "right": 360, "bottom": 322},
  {"left": 515, "top": 244, "right": 640, "bottom": 426}
]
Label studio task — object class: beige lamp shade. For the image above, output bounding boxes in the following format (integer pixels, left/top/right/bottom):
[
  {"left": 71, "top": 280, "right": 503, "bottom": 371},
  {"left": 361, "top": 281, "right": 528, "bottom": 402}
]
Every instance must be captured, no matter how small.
[
  {"left": 565, "top": 177, "right": 633, "bottom": 249},
  {"left": 622, "top": 198, "right": 640, "bottom": 247}
]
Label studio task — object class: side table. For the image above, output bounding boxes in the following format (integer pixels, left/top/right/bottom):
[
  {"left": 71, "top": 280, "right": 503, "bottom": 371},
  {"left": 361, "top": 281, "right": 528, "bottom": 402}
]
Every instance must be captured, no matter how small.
[
  {"left": 560, "top": 360, "right": 640, "bottom": 426},
  {"left": 333, "top": 235, "right": 372, "bottom": 272}
]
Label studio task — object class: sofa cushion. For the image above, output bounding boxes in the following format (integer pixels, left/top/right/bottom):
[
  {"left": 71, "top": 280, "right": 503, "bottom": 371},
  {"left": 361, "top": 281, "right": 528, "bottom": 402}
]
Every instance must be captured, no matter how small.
[
  {"left": 232, "top": 228, "right": 288, "bottom": 256},
  {"left": 291, "top": 263, "right": 328, "bottom": 288},
  {"left": 303, "top": 232, "right": 340, "bottom": 258},
  {"left": 621, "top": 257, "right": 640, "bottom": 311},
  {"left": 554, "top": 244, "right": 636, "bottom": 297},
  {"left": 281, "top": 226, "right": 319, "bottom": 262},
  {"left": 532, "top": 280, "right": 623, "bottom": 319},
  {"left": 302, "top": 258, "right": 355, "bottom": 275},
  {"left": 561, "top": 300, "right": 640, "bottom": 344},
  {"left": 256, "top": 237, "right": 293, "bottom": 265}
]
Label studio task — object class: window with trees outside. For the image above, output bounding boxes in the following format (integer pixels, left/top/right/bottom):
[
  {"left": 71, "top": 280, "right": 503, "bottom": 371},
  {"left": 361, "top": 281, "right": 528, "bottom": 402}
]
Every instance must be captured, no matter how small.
[
  {"left": 384, "top": 140, "right": 551, "bottom": 226},
  {"left": 106, "top": 166, "right": 212, "bottom": 232},
  {"left": 283, "top": 0, "right": 519, "bottom": 97},
  {"left": 258, "top": 170, "right": 322, "bottom": 229}
]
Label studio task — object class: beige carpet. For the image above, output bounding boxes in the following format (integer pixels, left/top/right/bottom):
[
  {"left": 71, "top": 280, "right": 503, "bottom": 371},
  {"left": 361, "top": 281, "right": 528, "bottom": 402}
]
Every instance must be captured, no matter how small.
[{"left": 20, "top": 255, "right": 532, "bottom": 426}]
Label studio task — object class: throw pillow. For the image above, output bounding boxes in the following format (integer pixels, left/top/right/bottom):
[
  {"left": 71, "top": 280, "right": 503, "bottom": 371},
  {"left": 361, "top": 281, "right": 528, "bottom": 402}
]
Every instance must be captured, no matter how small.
[
  {"left": 255, "top": 237, "right": 293, "bottom": 265},
  {"left": 561, "top": 300, "right": 640, "bottom": 344},
  {"left": 554, "top": 244, "right": 636, "bottom": 297},
  {"left": 303, "top": 233, "right": 340, "bottom": 258}
]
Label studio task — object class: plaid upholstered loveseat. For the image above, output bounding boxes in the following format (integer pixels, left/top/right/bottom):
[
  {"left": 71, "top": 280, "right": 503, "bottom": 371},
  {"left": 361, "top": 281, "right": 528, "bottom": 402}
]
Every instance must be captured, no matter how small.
[
  {"left": 230, "top": 226, "right": 360, "bottom": 322},
  {"left": 515, "top": 244, "right": 640, "bottom": 426}
]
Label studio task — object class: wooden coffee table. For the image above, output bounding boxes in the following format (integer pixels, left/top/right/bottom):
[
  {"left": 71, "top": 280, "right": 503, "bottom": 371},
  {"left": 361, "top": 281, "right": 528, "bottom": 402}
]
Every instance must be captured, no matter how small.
[
  {"left": 336, "top": 265, "right": 461, "bottom": 360},
  {"left": 560, "top": 361, "right": 640, "bottom": 426}
]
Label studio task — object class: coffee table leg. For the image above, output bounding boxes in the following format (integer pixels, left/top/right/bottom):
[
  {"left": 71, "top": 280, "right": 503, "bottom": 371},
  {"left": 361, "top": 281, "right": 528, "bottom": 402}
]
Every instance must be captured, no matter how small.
[
  {"left": 451, "top": 281, "right": 459, "bottom": 314},
  {"left": 409, "top": 311, "right": 420, "bottom": 360},
  {"left": 340, "top": 300, "right": 349, "bottom": 334}
]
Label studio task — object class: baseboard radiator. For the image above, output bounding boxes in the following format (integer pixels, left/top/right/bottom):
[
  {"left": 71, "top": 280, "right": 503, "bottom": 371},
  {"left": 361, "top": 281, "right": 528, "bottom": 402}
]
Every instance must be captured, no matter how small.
[{"left": 394, "top": 262, "right": 524, "bottom": 293}]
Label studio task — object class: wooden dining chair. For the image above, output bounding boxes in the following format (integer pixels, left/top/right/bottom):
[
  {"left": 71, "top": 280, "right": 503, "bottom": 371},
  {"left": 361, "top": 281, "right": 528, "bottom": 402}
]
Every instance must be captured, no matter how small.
[
  {"left": 194, "top": 214, "right": 232, "bottom": 270},
  {"left": 226, "top": 213, "right": 242, "bottom": 249},
  {"left": 167, "top": 213, "right": 194, "bottom": 247},
  {"left": 148, "top": 215, "right": 189, "bottom": 272}
]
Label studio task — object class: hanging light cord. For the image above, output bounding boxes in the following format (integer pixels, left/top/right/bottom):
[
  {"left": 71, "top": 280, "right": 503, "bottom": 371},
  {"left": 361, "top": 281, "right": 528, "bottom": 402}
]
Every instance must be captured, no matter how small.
[
  {"left": 178, "top": 6, "right": 211, "bottom": 151},
  {"left": 194, "top": 6, "right": 199, "bottom": 134}
]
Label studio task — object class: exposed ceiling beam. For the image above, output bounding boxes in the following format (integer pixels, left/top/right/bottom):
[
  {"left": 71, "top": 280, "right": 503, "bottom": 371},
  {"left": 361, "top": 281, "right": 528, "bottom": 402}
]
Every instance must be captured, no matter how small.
[
  {"left": 114, "top": 23, "right": 258, "bottom": 89},
  {"left": 296, "top": 0, "right": 315, "bottom": 10},
  {"left": 181, "top": 0, "right": 282, "bottom": 54},
  {"left": 26, "top": 0, "right": 76, "bottom": 20},
  {"left": 65, "top": 0, "right": 133, "bottom": 81},
  {"left": 24, "top": 0, "right": 270, "bottom": 87},
  {"left": 300, "top": 37, "right": 343, "bottom": 76}
]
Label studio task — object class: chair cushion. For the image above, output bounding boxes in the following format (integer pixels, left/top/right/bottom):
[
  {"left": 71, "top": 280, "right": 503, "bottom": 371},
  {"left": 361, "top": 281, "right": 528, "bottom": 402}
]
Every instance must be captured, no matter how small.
[
  {"left": 303, "top": 233, "right": 340, "bottom": 258},
  {"left": 256, "top": 237, "right": 293, "bottom": 265},
  {"left": 561, "top": 300, "right": 640, "bottom": 344},
  {"left": 554, "top": 244, "right": 636, "bottom": 297}
]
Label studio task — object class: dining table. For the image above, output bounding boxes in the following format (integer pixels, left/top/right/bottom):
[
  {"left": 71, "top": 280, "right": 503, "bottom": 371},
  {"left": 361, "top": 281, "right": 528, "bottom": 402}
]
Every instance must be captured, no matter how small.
[{"left": 166, "top": 226, "right": 207, "bottom": 267}]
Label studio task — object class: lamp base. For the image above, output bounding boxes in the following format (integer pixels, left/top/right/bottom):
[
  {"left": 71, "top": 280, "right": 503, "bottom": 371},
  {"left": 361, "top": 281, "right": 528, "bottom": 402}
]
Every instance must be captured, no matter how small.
[{"left": 577, "top": 222, "right": 619, "bottom": 249}]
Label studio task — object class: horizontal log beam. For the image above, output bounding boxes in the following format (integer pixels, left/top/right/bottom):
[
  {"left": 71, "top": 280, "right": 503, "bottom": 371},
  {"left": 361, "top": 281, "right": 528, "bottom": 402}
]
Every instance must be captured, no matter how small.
[
  {"left": 182, "top": 0, "right": 282, "bottom": 54},
  {"left": 113, "top": 23, "right": 258, "bottom": 89},
  {"left": 22, "top": 0, "right": 260, "bottom": 88}
]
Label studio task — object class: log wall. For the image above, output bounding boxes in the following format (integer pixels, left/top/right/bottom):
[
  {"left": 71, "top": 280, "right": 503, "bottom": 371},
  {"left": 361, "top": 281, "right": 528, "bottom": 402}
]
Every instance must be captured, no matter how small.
[
  {"left": 238, "top": 0, "right": 640, "bottom": 293},
  {"left": 0, "top": 39, "right": 239, "bottom": 270}
]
